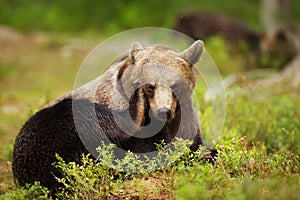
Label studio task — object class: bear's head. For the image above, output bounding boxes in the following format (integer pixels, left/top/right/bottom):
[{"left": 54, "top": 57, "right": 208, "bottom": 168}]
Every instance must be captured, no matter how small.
[
  {"left": 260, "top": 24, "right": 300, "bottom": 60},
  {"left": 112, "top": 40, "right": 204, "bottom": 128}
]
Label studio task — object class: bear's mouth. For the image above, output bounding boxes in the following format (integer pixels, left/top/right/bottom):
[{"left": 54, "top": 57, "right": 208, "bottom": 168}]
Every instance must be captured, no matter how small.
[
  {"left": 145, "top": 94, "right": 180, "bottom": 125},
  {"left": 146, "top": 101, "right": 180, "bottom": 125}
]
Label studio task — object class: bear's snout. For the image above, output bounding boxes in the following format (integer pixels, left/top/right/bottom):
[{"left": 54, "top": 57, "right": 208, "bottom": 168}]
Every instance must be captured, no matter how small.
[
  {"left": 146, "top": 85, "right": 178, "bottom": 121},
  {"left": 157, "top": 108, "right": 171, "bottom": 119}
]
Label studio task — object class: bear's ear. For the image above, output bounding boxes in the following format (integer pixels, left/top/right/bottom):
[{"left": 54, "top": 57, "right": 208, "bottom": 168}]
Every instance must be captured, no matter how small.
[
  {"left": 180, "top": 40, "right": 204, "bottom": 65},
  {"left": 129, "top": 41, "right": 144, "bottom": 62}
]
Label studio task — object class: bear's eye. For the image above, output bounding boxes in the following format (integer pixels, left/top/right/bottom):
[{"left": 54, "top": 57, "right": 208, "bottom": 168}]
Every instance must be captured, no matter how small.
[{"left": 145, "top": 84, "right": 155, "bottom": 94}]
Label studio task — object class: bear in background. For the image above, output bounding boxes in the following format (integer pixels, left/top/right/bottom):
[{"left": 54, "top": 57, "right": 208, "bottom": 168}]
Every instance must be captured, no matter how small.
[
  {"left": 259, "top": 24, "right": 300, "bottom": 69},
  {"left": 12, "top": 40, "right": 216, "bottom": 191},
  {"left": 174, "top": 12, "right": 261, "bottom": 53},
  {"left": 174, "top": 12, "right": 261, "bottom": 70},
  {"left": 175, "top": 11, "right": 300, "bottom": 70}
]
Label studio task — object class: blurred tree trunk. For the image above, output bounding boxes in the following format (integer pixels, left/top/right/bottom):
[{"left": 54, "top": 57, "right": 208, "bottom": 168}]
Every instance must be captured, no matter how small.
[{"left": 261, "top": 0, "right": 291, "bottom": 34}]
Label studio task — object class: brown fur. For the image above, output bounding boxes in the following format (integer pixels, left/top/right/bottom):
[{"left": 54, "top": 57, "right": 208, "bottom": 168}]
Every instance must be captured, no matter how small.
[
  {"left": 260, "top": 24, "right": 300, "bottom": 69},
  {"left": 44, "top": 40, "right": 207, "bottom": 142},
  {"left": 93, "top": 43, "right": 198, "bottom": 119},
  {"left": 129, "top": 87, "right": 147, "bottom": 126}
]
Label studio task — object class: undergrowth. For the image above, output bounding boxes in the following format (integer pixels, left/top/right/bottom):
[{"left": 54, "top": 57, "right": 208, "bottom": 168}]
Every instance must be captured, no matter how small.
[{"left": 2, "top": 92, "right": 300, "bottom": 199}]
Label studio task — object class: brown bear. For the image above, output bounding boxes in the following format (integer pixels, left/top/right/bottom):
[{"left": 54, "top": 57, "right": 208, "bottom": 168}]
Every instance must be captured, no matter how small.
[
  {"left": 12, "top": 40, "right": 216, "bottom": 191},
  {"left": 174, "top": 12, "right": 262, "bottom": 70},
  {"left": 259, "top": 24, "right": 300, "bottom": 69},
  {"left": 174, "top": 12, "right": 261, "bottom": 52}
]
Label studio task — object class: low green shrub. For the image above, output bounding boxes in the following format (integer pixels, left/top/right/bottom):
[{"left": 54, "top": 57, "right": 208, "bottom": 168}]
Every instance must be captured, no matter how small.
[{"left": 0, "top": 182, "right": 49, "bottom": 200}]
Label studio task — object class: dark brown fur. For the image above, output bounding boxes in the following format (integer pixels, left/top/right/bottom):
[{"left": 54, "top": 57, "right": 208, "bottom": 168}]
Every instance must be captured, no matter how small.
[
  {"left": 174, "top": 12, "right": 261, "bottom": 51},
  {"left": 12, "top": 95, "right": 206, "bottom": 191}
]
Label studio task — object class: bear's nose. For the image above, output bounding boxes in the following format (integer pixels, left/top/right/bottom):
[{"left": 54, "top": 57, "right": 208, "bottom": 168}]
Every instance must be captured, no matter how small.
[{"left": 157, "top": 108, "right": 171, "bottom": 119}]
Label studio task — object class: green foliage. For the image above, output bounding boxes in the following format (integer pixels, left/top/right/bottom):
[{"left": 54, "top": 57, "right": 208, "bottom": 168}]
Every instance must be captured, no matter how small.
[
  {"left": 55, "top": 153, "right": 116, "bottom": 199},
  {"left": 0, "top": 0, "right": 266, "bottom": 33},
  {"left": 3, "top": 0, "right": 300, "bottom": 34},
  {"left": 222, "top": 94, "right": 300, "bottom": 153},
  {"left": 51, "top": 135, "right": 300, "bottom": 199},
  {"left": 53, "top": 139, "right": 196, "bottom": 199},
  {"left": 205, "top": 36, "right": 246, "bottom": 74},
  {"left": 0, "top": 60, "right": 17, "bottom": 80},
  {"left": 216, "top": 137, "right": 299, "bottom": 177},
  {"left": 175, "top": 136, "right": 300, "bottom": 200},
  {"left": 0, "top": 61, "right": 8, "bottom": 79},
  {"left": 175, "top": 89, "right": 300, "bottom": 199},
  {"left": 259, "top": 51, "right": 295, "bottom": 70},
  {"left": 0, "top": 182, "right": 49, "bottom": 200}
]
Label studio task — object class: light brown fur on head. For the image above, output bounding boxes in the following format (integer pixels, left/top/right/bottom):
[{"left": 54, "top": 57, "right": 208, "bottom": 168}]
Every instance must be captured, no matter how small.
[{"left": 94, "top": 40, "right": 204, "bottom": 126}]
